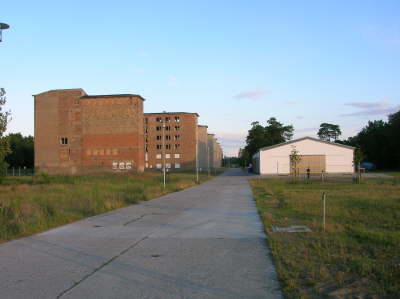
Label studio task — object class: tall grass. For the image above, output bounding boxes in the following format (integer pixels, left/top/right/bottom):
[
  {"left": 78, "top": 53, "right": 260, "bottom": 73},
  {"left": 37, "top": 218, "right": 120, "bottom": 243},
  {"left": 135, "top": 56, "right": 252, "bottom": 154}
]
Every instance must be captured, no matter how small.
[
  {"left": 250, "top": 177, "right": 400, "bottom": 298},
  {"left": 0, "top": 171, "right": 217, "bottom": 242}
]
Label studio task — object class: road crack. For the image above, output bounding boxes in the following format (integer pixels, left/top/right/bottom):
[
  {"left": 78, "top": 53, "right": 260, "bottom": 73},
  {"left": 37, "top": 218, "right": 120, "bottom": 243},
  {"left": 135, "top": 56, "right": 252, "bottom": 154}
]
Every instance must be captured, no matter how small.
[
  {"left": 55, "top": 235, "right": 149, "bottom": 299},
  {"left": 123, "top": 213, "right": 168, "bottom": 226}
]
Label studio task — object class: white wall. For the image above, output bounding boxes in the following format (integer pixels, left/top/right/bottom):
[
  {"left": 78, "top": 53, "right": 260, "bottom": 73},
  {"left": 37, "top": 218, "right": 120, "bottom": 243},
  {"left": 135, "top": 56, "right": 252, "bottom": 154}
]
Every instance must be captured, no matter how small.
[{"left": 259, "top": 138, "right": 354, "bottom": 174}]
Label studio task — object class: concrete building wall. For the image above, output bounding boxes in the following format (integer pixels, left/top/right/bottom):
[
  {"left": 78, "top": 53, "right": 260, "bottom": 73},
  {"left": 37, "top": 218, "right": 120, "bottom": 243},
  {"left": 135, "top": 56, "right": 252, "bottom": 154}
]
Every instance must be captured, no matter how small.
[
  {"left": 34, "top": 89, "right": 145, "bottom": 175},
  {"left": 197, "top": 125, "right": 208, "bottom": 170},
  {"left": 207, "top": 134, "right": 215, "bottom": 169},
  {"left": 257, "top": 137, "right": 355, "bottom": 175},
  {"left": 213, "top": 139, "right": 222, "bottom": 168},
  {"left": 144, "top": 112, "right": 198, "bottom": 170}
]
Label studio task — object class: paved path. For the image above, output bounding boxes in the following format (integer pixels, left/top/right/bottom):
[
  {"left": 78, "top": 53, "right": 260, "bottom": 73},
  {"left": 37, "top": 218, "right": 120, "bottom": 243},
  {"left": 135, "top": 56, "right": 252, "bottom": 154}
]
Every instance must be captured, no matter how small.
[{"left": 0, "top": 169, "right": 281, "bottom": 299}]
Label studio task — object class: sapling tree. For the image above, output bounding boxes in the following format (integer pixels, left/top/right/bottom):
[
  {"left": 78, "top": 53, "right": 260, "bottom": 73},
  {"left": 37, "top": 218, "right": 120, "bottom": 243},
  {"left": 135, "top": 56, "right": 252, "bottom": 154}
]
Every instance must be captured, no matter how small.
[
  {"left": 0, "top": 88, "right": 11, "bottom": 177},
  {"left": 290, "top": 145, "right": 301, "bottom": 182}
]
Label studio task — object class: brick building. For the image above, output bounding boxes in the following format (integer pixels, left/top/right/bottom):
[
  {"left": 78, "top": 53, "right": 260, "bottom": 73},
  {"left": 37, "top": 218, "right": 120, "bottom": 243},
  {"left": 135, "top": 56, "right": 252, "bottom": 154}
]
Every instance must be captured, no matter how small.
[
  {"left": 214, "top": 141, "right": 223, "bottom": 168},
  {"left": 197, "top": 125, "right": 208, "bottom": 171},
  {"left": 144, "top": 112, "right": 199, "bottom": 170},
  {"left": 207, "top": 134, "right": 215, "bottom": 169},
  {"left": 34, "top": 89, "right": 145, "bottom": 174}
]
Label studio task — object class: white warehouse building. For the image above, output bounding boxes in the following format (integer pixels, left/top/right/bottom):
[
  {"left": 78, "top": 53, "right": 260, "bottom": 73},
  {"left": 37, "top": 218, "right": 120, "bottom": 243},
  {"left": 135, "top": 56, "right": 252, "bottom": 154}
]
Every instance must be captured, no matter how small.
[{"left": 252, "top": 137, "right": 355, "bottom": 175}]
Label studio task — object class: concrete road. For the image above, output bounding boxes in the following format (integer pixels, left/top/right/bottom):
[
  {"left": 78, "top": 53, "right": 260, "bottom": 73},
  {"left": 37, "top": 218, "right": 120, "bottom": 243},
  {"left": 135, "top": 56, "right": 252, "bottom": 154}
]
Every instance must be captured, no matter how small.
[{"left": 0, "top": 169, "right": 282, "bottom": 299}]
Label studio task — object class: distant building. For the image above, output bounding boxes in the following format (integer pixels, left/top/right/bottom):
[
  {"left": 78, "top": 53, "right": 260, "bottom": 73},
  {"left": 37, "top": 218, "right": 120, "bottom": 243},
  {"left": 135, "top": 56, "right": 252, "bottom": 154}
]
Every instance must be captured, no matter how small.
[
  {"left": 34, "top": 89, "right": 145, "bottom": 174},
  {"left": 214, "top": 141, "right": 223, "bottom": 168},
  {"left": 207, "top": 134, "right": 215, "bottom": 169},
  {"left": 197, "top": 125, "right": 208, "bottom": 170},
  {"left": 252, "top": 136, "right": 355, "bottom": 175},
  {"left": 144, "top": 112, "right": 198, "bottom": 170}
]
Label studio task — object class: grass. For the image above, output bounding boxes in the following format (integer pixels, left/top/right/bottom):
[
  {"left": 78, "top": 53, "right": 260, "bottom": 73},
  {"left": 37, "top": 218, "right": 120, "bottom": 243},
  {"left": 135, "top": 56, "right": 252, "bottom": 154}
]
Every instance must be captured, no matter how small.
[
  {"left": 0, "top": 170, "right": 220, "bottom": 243},
  {"left": 249, "top": 177, "right": 400, "bottom": 298}
]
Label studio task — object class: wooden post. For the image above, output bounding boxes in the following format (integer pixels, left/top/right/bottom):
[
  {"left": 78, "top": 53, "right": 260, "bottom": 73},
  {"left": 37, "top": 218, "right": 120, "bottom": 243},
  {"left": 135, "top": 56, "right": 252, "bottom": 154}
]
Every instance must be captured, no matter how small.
[{"left": 322, "top": 192, "right": 326, "bottom": 232}]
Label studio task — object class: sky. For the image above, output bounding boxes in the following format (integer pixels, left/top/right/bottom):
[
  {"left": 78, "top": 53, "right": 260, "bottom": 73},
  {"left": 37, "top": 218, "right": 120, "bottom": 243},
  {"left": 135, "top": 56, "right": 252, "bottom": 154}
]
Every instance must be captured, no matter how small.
[{"left": 1, "top": 0, "right": 400, "bottom": 156}]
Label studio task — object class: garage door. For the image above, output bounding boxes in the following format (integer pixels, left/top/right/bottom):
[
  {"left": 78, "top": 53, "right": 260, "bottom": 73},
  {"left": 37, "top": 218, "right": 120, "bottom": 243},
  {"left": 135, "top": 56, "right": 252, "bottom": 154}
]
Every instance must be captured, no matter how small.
[{"left": 292, "top": 155, "right": 326, "bottom": 174}]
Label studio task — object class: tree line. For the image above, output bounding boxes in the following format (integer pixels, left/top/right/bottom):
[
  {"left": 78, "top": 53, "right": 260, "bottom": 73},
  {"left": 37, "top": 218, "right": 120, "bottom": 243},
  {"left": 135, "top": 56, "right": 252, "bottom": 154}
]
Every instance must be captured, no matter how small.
[{"left": 239, "top": 110, "right": 400, "bottom": 170}]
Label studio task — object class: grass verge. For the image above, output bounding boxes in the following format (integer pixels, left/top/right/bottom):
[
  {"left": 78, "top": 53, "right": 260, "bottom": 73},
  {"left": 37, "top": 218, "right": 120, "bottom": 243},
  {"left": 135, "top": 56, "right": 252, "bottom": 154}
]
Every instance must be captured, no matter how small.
[
  {"left": 0, "top": 170, "right": 220, "bottom": 243},
  {"left": 249, "top": 177, "right": 400, "bottom": 298}
]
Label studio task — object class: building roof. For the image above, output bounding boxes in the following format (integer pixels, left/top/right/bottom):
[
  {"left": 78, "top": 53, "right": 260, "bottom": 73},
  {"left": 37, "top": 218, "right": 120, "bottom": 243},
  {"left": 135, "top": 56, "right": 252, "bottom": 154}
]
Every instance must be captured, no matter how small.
[
  {"left": 198, "top": 125, "right": 208, "bottom": 128},
  {"left": 33, "top": 89, "right": 145, "bottom": 101},
  {"left": 144, "top": 112, "right": 199, "bottom": 116},
  {"left": 33, "top": 88, "right": 86, "bottom": 96},
  {"left": 81, "top": 94, "right": 145, "bottom": 101},
  {"left": 258, "top": 136, "right": 356, "bottom": 152}
]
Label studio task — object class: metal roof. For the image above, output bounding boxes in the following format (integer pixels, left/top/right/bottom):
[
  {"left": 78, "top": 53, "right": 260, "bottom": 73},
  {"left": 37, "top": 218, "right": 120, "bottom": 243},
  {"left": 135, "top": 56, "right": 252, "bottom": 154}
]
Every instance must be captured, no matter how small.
[{"left": 258, "top": 136, "right": 355, "bottom": 152}]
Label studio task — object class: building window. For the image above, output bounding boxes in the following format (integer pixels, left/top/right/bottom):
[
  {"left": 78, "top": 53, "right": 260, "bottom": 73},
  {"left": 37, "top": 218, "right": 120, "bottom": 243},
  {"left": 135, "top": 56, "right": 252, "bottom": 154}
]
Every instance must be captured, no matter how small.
[
  {"left": 156, "top": 117, "right": 162, "bottom": 122},
  {"left": 145, "top": 153, "right": 148, "bottom": 161},
  {"left": 166, "top": 144, "right": 171, "bottom": 150},
  {"left": 166, "top": 154, "right": 171, "bottom": 159},
  {"left": 166, "top": 163, "right": 171, "bottom": 169},
  {"left": 113, "top": 149, "right": 118, "bottom": 155},
  {"left": 145, "top": 117, "right": 148, "bottom": 124},
  {"left": 175, "top": 163, "right": 181, "bottom": 168},
  {"left": 174, "top": 153, "right": 181, "bottom": 159},
  {"left": 165, "top": 117, "right": 170, "bottom": 122},
  {"left": 145, "top": 145, "right": 148, "bottom": 152},
  {"left": 175, "top": 116, "right": 180, "bottom": 122},
  {"left": 165, "top": 135, "right": 171, "bottom": 140},
  {"left": 145, "top": 162, "right": 149, "bottom": 168},
  {"left": 156, "top": 154, "right": 162, "bottom": 159},
  {"left": 175, "top": 144, "right": 180, "bottom": 149},
  {"left": 156, "top": 163, "right": 162, "bottom": 169},
  {"left": 165, "top": 126, "right": 171, "bottom": 131},
  {"left": 174, "top": 135, "right": 180, "bottom": 140},
  {"left": 175, "top": 125, "right": 180, "bottom": 131},
  {"left": 106, "top": 149, "right": 111, "bottom": 155},
  {"left": 156, "top": 135, "right": 162, "bottom": 140},
  {"left": 156, "top": 126, "right": 162, "bottom": 131},
  {"left": 60, "top": 137, "right": 68, "bottom": 145},
  {"left": 156, "top": 145, "right": 162, "bottom": 150}
]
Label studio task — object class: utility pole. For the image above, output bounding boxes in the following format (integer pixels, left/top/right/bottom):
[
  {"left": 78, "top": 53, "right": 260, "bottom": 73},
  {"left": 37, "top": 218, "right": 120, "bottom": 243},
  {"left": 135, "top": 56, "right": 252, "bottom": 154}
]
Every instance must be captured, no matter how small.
[
  {"left": 162, "top": 119, "right": 166, "bottom": 189},
  {"left": 195, "top": 134, "right": 199, "bottom": 183},
  {"left": 207, "top": 146, "right": 210, "bottom": 177}
]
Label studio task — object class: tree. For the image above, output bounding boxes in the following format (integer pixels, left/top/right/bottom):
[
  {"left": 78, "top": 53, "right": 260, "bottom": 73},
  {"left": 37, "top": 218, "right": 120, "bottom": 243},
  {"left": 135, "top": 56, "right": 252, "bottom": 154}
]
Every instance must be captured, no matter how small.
[
  {"left": 289, "top": 145, "right": 302, "bottom": 181},
  {"left": 244, "top": 117, "right": 294, "bottom": 160},
  {"left": 5, "top": 133, "right": 34, "bottom": 168},
  {"left": 317, "top": 123, "right": 342, "bottom": 141},
  {"left": 0, "top": 88, "right": 11, "bottom": 175}
]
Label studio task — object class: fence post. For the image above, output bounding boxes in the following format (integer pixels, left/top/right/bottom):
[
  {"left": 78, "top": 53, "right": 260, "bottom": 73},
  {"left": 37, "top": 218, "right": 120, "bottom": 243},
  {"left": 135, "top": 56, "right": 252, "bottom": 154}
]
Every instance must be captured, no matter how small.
[
  {"left": 12, "top": 167, "right": 15, "bottom": 176},
  {"left": 18, "top": 167, "right": 21, "bottom": 176},
  {"left": 322, "top": 192, "right": 326, "bottom": 232}
]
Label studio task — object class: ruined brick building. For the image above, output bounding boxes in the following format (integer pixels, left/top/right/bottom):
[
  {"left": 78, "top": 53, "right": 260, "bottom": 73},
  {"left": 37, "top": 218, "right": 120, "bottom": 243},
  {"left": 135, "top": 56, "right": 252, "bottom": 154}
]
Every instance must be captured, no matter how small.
[
  {"left": 34, "top": 89, "right": 145, "bottom": 174},
  {"left": 144, "top": 112, "right": 198, "bottom": 170},
  {"left": 34, "top": 89, "right": 222, "bottom": 174}
]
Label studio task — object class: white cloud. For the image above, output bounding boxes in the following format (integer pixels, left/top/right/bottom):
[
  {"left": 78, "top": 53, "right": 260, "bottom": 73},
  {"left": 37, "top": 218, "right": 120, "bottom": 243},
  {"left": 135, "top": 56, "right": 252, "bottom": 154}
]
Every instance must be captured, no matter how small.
[
  {"left": 340, "top": 105, "right": 400, "bottom": 117},
  {"left": 345, "top": 101, "right": 390, "bottom": 109},
  {"left": 234, "top": 90, "right": 267, "bottom": 99}
]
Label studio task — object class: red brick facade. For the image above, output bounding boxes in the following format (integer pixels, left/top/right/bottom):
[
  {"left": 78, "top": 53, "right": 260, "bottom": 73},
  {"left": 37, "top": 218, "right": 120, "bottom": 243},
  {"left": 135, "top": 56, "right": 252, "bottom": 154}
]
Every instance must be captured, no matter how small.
[
  {"left": 34, "top": 89, "right": 145, "bottom": 174},
  {"left": 144, "top": 112, "right": 198, "bottom": 170}
]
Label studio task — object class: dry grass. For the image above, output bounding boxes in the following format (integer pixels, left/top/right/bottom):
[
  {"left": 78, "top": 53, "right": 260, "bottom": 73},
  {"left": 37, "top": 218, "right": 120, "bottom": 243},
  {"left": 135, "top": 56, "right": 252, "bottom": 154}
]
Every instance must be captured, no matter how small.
[
  {"left": 0, "top": 170, "right": 219, "bottom": 243},
  {"left": 249, "top": 177, "right": 400, "bottom": 298}
]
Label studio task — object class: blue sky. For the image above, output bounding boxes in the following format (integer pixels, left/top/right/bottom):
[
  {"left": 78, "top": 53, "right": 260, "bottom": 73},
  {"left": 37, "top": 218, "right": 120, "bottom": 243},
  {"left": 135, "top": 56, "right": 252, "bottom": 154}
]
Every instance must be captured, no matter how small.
[{"left": 1, "top": 0, "right": 399, "bottom": 156}]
